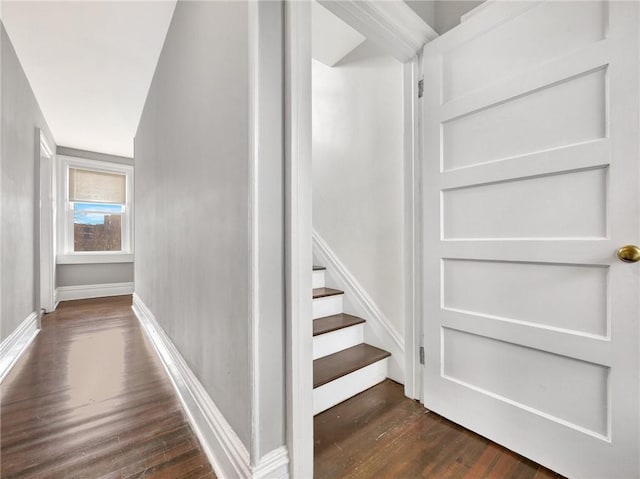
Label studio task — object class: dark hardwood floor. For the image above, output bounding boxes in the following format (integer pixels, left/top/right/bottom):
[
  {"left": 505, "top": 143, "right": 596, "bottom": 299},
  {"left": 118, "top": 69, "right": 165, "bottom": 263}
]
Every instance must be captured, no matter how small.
[
  {"left": 1, "top": 295, "right": 215, "bottom": 479},
  {"left": 314, "top": 380, "right": 565, "bottom": 479}
]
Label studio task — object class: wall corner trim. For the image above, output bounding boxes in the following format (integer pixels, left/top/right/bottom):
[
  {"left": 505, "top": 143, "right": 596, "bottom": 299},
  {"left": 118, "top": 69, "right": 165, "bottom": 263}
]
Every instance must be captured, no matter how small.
[
  {"left": 131, "top": 293, "right": 289, "bottom": 479},
  {"left": 0, "top": 311, "right": 41, "bottom": 383},
  {"left": 56, "top": 282, "right": 134, "bottom": 302}
]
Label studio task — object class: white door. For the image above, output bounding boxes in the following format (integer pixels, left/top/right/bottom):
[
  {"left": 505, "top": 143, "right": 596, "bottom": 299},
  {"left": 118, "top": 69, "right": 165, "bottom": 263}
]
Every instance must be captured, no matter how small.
[{"left": 422, "top": 1, "right": 640, "bottom": 478}]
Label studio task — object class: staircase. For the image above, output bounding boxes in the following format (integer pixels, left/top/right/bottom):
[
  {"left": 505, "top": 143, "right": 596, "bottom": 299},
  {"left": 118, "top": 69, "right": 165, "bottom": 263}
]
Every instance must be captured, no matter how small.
[{"left": 312, "top": 265, "right": 391, "bottom": 415}]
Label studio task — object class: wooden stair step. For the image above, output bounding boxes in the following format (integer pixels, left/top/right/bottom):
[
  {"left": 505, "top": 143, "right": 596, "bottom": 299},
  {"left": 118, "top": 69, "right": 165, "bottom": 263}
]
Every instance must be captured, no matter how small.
[
  {"left": 313, "top": 287, "right": 343, "bottom": 299},
  {"left": 313, "top": 313, "right": 365, "bottom": 336},
  {"left": 313, "top": 344, "right": 391, "bottom": 388},
  {"left": 313, "top": 265, "right": 326, "bottom": 271}
]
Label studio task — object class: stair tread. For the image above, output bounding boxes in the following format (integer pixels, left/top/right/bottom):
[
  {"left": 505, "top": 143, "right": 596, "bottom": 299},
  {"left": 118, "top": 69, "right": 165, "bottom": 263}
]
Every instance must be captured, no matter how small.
[
  {"left": 313, "top": 344, "right": 390, "bottom": 388},
  {"left": 313, "top": 313, "right": 366, "bottom": 336},
  {"left": 313, "top": 287, "right": 344, "bottom": 299},
  {"left": 313, "top": 265, "right": 326, "bottom": 271}
]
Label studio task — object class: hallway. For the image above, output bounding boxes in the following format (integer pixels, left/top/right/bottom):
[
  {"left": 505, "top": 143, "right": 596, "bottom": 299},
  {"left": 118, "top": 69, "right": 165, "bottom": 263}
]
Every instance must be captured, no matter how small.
[{"left": 0, "top": 296, "right": 215, "bottom": 479}]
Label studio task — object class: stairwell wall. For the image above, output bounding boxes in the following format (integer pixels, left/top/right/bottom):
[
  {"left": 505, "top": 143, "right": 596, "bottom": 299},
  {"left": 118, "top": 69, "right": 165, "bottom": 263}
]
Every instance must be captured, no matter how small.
[{"left": 312, "top": 40, "right": 405, "bottom": 335}]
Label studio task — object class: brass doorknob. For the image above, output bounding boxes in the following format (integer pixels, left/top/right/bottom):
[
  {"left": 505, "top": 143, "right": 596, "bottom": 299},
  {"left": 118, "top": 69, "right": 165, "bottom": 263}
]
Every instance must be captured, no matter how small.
[{"left": 617, "top": 245, "right": 640, "bottom": 263}]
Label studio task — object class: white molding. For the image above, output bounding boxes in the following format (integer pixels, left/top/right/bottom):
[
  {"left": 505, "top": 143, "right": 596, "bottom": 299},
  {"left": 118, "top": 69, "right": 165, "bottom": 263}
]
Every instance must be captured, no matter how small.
[
  {"left": 0, "top": 311, "right": 40, "bottom": 383},
  {"left": 253, "top": 446, "right": 290, "bottom": 479},
  {"left": 39, "top": 131, "right": 53, "bottom": 158},
  {"left": 313, "top": 358, "right": 389, "bottom": 415},
  {"left": 249, "top": 1, "right": 290, "bottom": 467},
  {"left": 56, "top": 282, "right": 134, "bottom": 302},
  {"left": 284, "top": 1, "right": 314, "bottom": 478},
  {"left": 312, "top": 230, "right": 405, "bottom": 383},
  {"left": 57, "top": 253, "right": 134, "bottom": 264},
  {"left": 403, "top": 56, "right": 423, "bottom": 401},
  {"left": 39, "top": 129, "right": 56, "bottom": 312},
  {"left": 248, "top": 1, "right": 261, "bottom": 466},
  {"left": 132, "top": 294, "right": 289, "bottom": 479},
  {"left": 317, "top": 0, "right": 437, "bottom": 63}
]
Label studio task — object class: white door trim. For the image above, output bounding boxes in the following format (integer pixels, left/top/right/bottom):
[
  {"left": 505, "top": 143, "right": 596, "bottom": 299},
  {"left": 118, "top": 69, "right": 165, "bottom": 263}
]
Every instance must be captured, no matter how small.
[
  {"left": 284, "top": 2, "right": 314, "bottom": 478},
  {"left": 284, "top": 1, "right": 431, "bottom": 475},
  {"left": 403, "top": 55, "right": 423, "bottom": 400},
  {"left": 39, "top": 130, "right": 56, "bottom": 312},
  {"left": 248, "top": 0, "right": 288, "bottom": 469}
]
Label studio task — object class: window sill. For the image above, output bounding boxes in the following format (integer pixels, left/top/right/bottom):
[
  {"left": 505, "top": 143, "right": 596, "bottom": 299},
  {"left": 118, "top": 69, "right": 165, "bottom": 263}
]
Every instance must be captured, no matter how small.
[{"left": 57, "top": 253, "right": 134, "bottom": 265}]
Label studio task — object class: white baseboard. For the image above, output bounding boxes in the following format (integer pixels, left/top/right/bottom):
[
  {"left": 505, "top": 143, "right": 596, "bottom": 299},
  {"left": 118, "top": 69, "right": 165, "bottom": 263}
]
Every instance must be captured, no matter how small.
[
  {"left": 253, "top": 446, "right": 290, "bottom": 479},
  {"left": 131, "top": 293, "right": 289, "bottom": 479},
  {"left": 56, "top": 282, "right": 134, "bottom": 302},
  {"left": 0, "top": 311, "right": 41, "bottom": 383},
  {"left": 312, "top": 230, "right": 405, "bottom": 383}
]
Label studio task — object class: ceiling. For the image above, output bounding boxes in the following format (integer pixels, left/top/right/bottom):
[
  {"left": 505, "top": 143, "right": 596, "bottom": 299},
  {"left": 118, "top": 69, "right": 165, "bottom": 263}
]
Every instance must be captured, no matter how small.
[{"left": 1, "top": 1, "right": 176, "bottom": 158}]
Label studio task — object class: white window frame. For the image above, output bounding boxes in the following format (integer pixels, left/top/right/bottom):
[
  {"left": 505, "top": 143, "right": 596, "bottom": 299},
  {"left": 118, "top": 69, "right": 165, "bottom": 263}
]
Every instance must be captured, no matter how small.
[{"left": 56, "top": 155, "right": 134, "bottom": 264}]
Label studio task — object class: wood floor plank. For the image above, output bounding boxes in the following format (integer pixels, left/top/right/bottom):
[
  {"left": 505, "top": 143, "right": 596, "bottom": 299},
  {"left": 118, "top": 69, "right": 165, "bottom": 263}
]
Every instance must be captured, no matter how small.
[
  {"left": 314, "top": 380, "right": 565, "bottom": 479},
  {"left": 0, "top": 295, "right": 216, "bottom": 479}
]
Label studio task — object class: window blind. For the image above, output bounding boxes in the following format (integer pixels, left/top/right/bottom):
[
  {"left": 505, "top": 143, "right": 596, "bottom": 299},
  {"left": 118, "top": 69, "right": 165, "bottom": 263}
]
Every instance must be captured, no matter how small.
[{"left": 69, "top": 168, "right": 126, "bottom": 204}]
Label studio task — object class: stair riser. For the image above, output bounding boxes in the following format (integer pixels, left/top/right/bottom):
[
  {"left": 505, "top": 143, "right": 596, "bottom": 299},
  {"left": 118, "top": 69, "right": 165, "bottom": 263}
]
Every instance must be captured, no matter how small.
[
  {"left": 313, "top": 358, "right": 389, "bottom": 415},
  {"left": 313, "top": 324, "right": 364, "bottom": 360},
  {"left": 312, "top": 270, "right": 325, "bottom": 289},
  {"left": 313, "top": 295, "right": 343, "bottom": 319}
]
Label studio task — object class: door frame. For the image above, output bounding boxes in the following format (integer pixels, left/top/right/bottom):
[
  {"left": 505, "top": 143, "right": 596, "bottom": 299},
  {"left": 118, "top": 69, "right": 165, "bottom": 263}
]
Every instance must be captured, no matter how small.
[
  {"left": 38, "top": 129, "right": 55, "bottom": 313},
  {"left": 284, "top": 1, "right": 435, "bottom": 475}
]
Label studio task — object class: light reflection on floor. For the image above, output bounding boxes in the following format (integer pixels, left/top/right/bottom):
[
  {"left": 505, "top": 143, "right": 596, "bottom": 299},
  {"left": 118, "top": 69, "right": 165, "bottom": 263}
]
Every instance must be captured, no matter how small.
[{"left": 66, "top": 329, "right": 126, "bottom": 409}]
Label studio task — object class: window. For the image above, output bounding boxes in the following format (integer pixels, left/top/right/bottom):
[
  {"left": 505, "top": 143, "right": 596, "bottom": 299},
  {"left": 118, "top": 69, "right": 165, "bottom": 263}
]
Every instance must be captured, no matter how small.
[{"left": 58, "top": 156, "right": 133, "bottom": 262}]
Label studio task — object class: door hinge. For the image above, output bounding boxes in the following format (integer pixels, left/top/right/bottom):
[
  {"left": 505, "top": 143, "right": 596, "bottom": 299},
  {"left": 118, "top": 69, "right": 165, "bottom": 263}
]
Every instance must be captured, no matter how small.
[
  {"left": 418, "top": 79, "right": 424, "bottom": 99},
  {"left": 419, "top": 346, "right": 425, "bottom": 365}
]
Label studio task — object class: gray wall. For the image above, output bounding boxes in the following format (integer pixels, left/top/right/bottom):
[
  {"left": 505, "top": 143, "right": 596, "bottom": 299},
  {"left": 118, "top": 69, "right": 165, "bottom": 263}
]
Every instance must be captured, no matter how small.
[
  {"left": 55, "top": 146, "right": 134, "bottom": 288},
  {"left": 135, "top": 1, "right": 257, "bottom": 451},
  {"left": 1, "top": 23, "right": 56, "bottom": 341},
  {"left": 56, "top": 263, "right": 134, "bottom": 287}
]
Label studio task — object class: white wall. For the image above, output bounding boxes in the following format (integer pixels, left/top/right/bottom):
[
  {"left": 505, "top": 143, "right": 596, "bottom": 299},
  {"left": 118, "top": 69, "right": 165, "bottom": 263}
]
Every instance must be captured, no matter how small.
[
  {"left": 312, "top": 40, "right": 404, "bottom": 334},
  {"left": 1, "top": 23, "right": 56, "bottom": 340}
]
